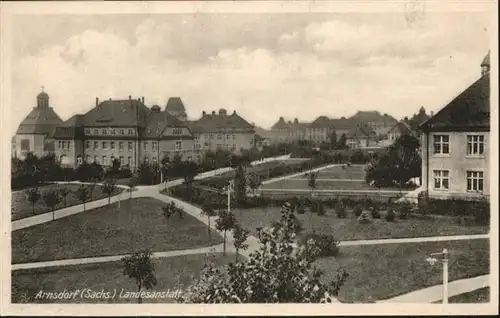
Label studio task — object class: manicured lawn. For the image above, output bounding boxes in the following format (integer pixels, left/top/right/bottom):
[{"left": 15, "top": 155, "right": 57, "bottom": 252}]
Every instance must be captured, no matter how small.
[
  {"left": 12, "top": 198, "right": 222, "bottom": 264},
  {"left": 11, "top": 252, "right": 235, "bottom": 303},
  {"left": 11, "top": 183, "right": 124, "bottom": 221},
  {"left": 233, "top": 206, "right": 489, "bottom": 241},
  {"left": 299, "top": 165, "right": 366, "bottom": 180},
  {"left": 316, "top": 239, "right": 490, "bottom": 303},
  {"left": 447, "top": 287, "right": 490, "bottom": 303},
  {"left": 262, "top": 179, "right": 405, "bottom": 191}
]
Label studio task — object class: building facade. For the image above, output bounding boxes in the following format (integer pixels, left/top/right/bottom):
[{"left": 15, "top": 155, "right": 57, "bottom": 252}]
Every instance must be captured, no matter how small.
[
  {"left": 419, "top": 53, "right": 490, "bottom": 200},
  {"left": 13, "top": 90, "right": 63, "bottom": 159},
  {"left": 53, "top": 96, "right": 195, "bottom": 170}
]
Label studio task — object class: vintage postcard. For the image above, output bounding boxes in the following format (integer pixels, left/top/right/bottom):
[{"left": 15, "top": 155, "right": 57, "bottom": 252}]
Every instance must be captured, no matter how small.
[{"left": 0, "top": 0, "right": 498, "bottom": 316}]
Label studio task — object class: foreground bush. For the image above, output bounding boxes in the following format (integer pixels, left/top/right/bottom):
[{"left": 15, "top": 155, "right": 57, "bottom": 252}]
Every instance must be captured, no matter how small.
[
  {"left": 178, "top": 203, "right": 348, "bottom": 303},
  {"left": 385, "top": 206, "right": 396, "bottom": 222},
  {"left": 299, "top": 233, "right": 340, "bottom": 257}
]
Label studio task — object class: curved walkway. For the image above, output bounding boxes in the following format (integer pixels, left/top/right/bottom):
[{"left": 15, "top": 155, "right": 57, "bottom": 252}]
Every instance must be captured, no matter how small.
[
  {"left": 378, "top": 274, "right": 490, "bottom": 303},
  {"left": 11, "top": 243, "right": 227, "bottom": 271}
]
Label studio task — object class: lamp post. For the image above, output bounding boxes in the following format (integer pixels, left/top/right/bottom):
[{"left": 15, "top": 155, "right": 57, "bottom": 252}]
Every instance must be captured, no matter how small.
[
  {"left": 426, "top": 248, "right": 449, "bottom": 304},
  {"left": 226, "top": 180, "right": 234, "bottom": 213}
]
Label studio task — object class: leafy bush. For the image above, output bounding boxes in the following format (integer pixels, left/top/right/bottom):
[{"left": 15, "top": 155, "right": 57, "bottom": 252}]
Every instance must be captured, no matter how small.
[
  {"left": 398, "top": 201, "right": 414, "bottom": 220},
  {"left": 335, "top": 203, "right": 347, "bottom": 219},
  {"left": 385, "top": 206, "right": 396, "bottom": 222},
  {"left": 371, "top": 206, "right": 381, "bottom": 219},
  {"left": 358, "top": 211, "right": 372, "bottom": 224},
  {"left": 353, "top": 205, "right": 363, "bottom": 217},
  {"left": 299, "top": 233, "right": 340, "bottom": 257},
  {"left": 296, "top": 203, "right": 306, "bottom": 215}
]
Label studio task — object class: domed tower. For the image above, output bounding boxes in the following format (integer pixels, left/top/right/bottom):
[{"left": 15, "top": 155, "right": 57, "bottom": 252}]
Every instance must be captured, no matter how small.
[
  {"left": 481, "top": 51, "right": 490, "bottom": 76},
  {"left": 165, "top": 97, "right": 187, "bottom": 121},
  {"left": 14, "top": 88, "right": 63, "bottom": 158}
]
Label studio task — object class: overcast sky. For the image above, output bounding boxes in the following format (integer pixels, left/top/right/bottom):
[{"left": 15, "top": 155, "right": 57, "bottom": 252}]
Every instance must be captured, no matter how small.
[{"left": 10, "top": 10, "right": 493, "bottom": 133}]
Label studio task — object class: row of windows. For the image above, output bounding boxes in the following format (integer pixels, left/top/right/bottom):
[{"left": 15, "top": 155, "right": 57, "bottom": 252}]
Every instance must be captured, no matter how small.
[
  {"left": 216, "top": 144, "right": 237, "bottom": 150},
  {"left": 433, "top": 134, "right": 485, "bottom": 156},
  {"left": 58, "top": 141, "right": 71, "bottom": 149},
  {"left": 85, "top": 128, "right": 135, "bottom": 136},
  {"left": 78, "top": 155, "right": 133, "bottom": 166},
  {"left": 433, "top": 170, "right": 484, "bottom": 192},
  {"left": 85, "top": 141, "right": 182, "bottom": 151}
]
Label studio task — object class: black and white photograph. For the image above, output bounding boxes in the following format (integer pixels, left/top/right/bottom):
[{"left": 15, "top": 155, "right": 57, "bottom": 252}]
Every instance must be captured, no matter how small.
[{"left": 0, "top": 0, "right": 497, "bottom": 315}]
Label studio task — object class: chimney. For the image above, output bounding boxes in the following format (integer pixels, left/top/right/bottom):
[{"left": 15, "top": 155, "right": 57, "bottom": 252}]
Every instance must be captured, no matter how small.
[
  {"left": 233, "top": 110, "right": 236, "bottom": 115},
  {"left": 129, "top": 95, "right": 131, "bottom": 100},
  {"left": 212, "top": 111, "right": 216, "bottom": 115},
  {"left": 142, "top": 97, "right": 145, "bottom": 104},
  {"left": 95, "top": 97, "right": 99, "bottom": 106},
  {"left": 202, "top": 110, "right": 206, "bottom": 116}
]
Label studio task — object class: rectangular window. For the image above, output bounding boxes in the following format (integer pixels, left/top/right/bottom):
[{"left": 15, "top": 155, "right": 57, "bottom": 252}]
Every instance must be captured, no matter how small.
[
  {"left": 433, "top": 170, "right": 450, "bottom": 190},
  {"left": 128, "top": 142, "right": 133, "bottom": 151},
  {"left": 232, "top": 134, "right": 236, "bottom": 140},
  {"left": 58, "top": 141, "right": 62, "bottom": 149},
  {"left": 217, "top": 134, "right": 222, "bottom": 140},
  {"left": 119, "top": 142, "right": 124, "bottom": 151},
  {"left": 111, "top": 141, "right": 115, "bottom": 150},
  {"left": 94, "top": 129, "right": 99, "bottom": 135},
  {"left": 120, "top": 129, "right": 125, "bottom": 135},
  {"left": 433, "top": 135, "right": 450, "bottom": 155},
  {"left": 467, "top": 171, "right": 484, "bottom": 192},
  {"left": 94, "top": 155, "right": 98, "bottom": 163},
  {"left": 119, "top": 156, "right": 124, "bottom": 165},
  {"left": 94, "top": 141, "right": 98, "bottom": 149},
  {"left": 173, "top": 128, "right": 182, "bottom": 135},
  {"left": 86, "top": 155, "right": 90, "bottom": 163},
  {"left": 85, "top": 129, "right": 91, "bottom": 135},
  {"left": 467, "top": 135, "right": 485, "bottom": 156},
  {"left": 152, "top": 141, "right": 157, "bottom": 151},
  {"left": 175, "top": 141, "right": 182, "bottom": 150},
  {"left": 128, "top": 129, "right": 134, "bottom": 135},
  {"left": 85, "top": 141, "right": 90, "bottom": 149},
  {"left": 76, "top": 156, "right": 83, "bottom": 165},
  {"left": 110, "top": 129, "right": 116, "bottom": 135},
  {"left": 226, "top": 134, "right": 230, "bottom": 140},
  {"left": 67, "top": 141, "right": 71, "bottom": 149},
  {"left": 152, "top": 157, "right": 157, "bottom": 163},
  {"left": 102, "top": 156, "right": 107, "bottom": 166},
  {"left": 102, "top": 141, "right": 107, "bottom": 149},
  {"left": 102, "top": 129, "right": 107, "bottom": 135},
  {"left": 127, "top": 156, "right": 132, "bottom": 165},
  {"left": 144, "top": 142, "right": 148, "bottom": 150}
]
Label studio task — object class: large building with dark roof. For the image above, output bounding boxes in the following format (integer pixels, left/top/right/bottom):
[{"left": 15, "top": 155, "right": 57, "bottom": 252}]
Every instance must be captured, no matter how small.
[
  {"left": 419, "top": 51, "right": 490, "bottom": 200},
  {"left": 186, "top": 108, "right": 256, "bottom": 155},
  {"left": 13, "top": 90, "right": 63, "bottom": 159},
  {"left": 53, "top": 96, "right": 195, "bottom": 170}
]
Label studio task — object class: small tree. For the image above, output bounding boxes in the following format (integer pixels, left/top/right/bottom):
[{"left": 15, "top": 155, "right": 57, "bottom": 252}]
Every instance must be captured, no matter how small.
[
  {"left": 215, "top": 209, "right": 237, "bottom": 256},
  {"left": 233, "top": 165, "right": 247, "bottom": 204},
  {"left": 162, "top": 202, "right": 176, "bottom": 225},
  {"left": 25, "top": 187, "right": 41, "bottom": 216},
  {"left": 43, "top": 190, "right": 62, "bottom": 220},
  {"left": 127, "top": 177, "right": 137, "bottom": 199},
  {"left": 122, "top": 249, "right": 157, "bottom": 304},
  {"left": 247, "top": 173, "right": 261, "bottom": 196},
  {"left": 58, "top": 187, "right": 71, "bottom": 207},
  {"left": 75, "top": 185, "right": 90, "bottom": 211},
  {"left": 88, "top": 181, "right": 97, "bottom": 201},
  {"left": 102, "top": 178, "right": 117, "bottom": 205},
  {"left": 232, "top": 222, "right": 250, "bottom": 262},
  {"left": 201, "top": 203, "right": 218, "bottom": 241}
]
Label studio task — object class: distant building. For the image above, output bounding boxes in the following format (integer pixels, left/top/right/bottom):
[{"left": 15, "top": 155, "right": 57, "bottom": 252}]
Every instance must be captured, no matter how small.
[
  {"left": 187, "top": 108, "right": 256, "bottom": 158},
  {"left": 13, "top": 90, "right": 63, "bottom": 159},
  {"left": 348, "top": 111, "right": 399, "bottom": 136},
  {"left": 165, "top": 97, "right": 188, "bottom": 122},
  {"left": 380, "top": 120, "right": 413, "bottom": 147},
  {"left": 305, "top": 116, "right": 354, "bottom": 144},
  {"left": 345, "top": 124, "right": 378, "bottom": 149},
  {"left": 419, "top": 52, "right": 490, "bottom": 200},
  {"left": 53, "top": 96, "right": 195, "bottom": 170}
]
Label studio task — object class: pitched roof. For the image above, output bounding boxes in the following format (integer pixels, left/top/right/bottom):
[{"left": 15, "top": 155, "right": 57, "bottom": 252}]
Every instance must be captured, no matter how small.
[
  {"left": 142, "top": 110, "right": 187, "bottom": 138},
  {"left": 481, "top": 51, "right": 490, "bottom": 67},
  {"left": 388, "top": 121, "right": 412, "bottom": 135},
  {"left": 346, "top": 123, "right": 376, "bottom": 138},
  {"left": 53, "top": 115, "right": 85, "bottom": 139},
  {"left": 308, "top": 116, "right": 332, "bottom": 128},
  {"left": 82, "top": 99, "right": 150, "bottom": 128},
  {"left": 194, "top": 111, "right": 254, "bottom": 132},
  {"left": 271, "top": 117, "right": 291, "bottom": 130},
  {"left": 16, "top": 106, "right": 63, "bottom": 136},
  {"left": 349, "top": 111, "right": 398, "bottom": 126},
  {"left": 420, "top": 74, "right": 490, "bottom": 132},
  {"left": 165, "top": 97, "right": 186, "bottom": 113}
]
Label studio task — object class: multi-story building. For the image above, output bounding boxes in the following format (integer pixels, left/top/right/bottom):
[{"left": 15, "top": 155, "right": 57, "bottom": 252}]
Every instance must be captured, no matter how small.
[
  {"left": 305, "top": 116, "right": 354, "bottom": 143},
  {"left": 187, "top": 108, "right": 256, "bottom": 158},
  {"left": 269, "top": 117, "right": 308, "bottom": 143},
  {"left": 13, "top": 90, "right": 63, "bottom": 159},
  {"left": 53, "top": 96, "right": 195, "bottom": 170},
  {"left": 419, "top": 52, "right": 490, "bottom": 200},
  {"left": 348, "top": 111, "right": 398, "bottom": 137},
  {"left": 345, "top": 124, "right": 378, "bottom": 149}
]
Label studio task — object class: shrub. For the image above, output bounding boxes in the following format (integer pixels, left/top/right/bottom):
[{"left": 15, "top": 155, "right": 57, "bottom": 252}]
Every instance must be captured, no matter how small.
[
  {"left": 353, "top": 205, "right": 363, "bottom": 217},
  {"left": 335, "top": 203, "right": 347, "bottom": 219},
  {"left": 358, "top": 211, "right": 372, "bottom": 224},
  {"left": 385, "top": 206, "right": 396, "bottom": 222},
  {"left": 299, "top": 233, "right": 340, "bottom": 257},
  {"left": 371, "top": 206, "right": 381, "bottom": 219},
  {"left": 296, "top": 203, "right": 306, "bottom": 215},
  {"left": 398, "top": 201, "right": 414, "bottom": 220}
]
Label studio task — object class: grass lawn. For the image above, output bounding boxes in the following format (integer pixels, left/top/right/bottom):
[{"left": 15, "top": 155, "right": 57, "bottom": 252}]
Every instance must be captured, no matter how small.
[
  {"left": 233, "top": 206, "right": 489, "bottom": 241},
  {"left": 262, "top": 179, "right": 406, "bottom": 191},
  {"left": 316, "top": 239, "right": 490, "bottom": 303},
  {"left": 11, "top": 183, "right": 124, "bottom": 221},
  {"left": 303, "top": 165, "right": 366, "bottom": 180},
  {"left": 11, "top": 252, "right": 235, "bottom": 303},
  {"left": 12, "top": 198, "right": 223, "bottom": 264},
  {"left": 447, "top": 287, "right": 490, "bottom": 303}
]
